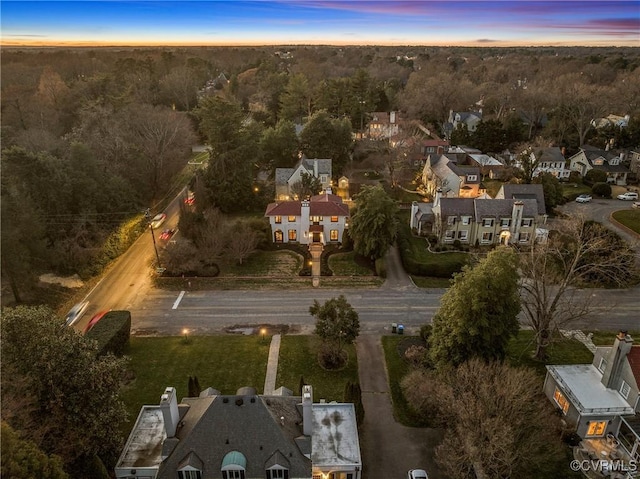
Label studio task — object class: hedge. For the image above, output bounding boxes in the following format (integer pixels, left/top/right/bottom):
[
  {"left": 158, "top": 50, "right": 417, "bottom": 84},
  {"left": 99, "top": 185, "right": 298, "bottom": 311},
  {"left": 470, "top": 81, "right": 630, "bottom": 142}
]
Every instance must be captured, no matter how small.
[{"left": 85, "top": 310, "right": 131, "bottom": 356}]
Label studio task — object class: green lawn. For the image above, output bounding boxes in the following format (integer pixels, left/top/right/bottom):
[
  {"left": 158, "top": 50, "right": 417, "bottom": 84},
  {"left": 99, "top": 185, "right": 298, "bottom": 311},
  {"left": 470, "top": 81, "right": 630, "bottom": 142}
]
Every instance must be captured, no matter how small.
[
  {"left": 383, "top": 330, "right": 595, "bottom": 426},
  {"left": 121, "top": 335, "right": 270, "bottom": 430},
  {"left": 219, "top": 250, "right": 303, "bottom": 276},
  {"left": 120, "top": 334, "right": 359, "bottom": 433},
  {"left": 276, "top": 335, "right": 359, "bottom": 402},
  {"left": 611, "top": 209, "right": 640, "bottom": 234},
  {"left": 410, "top": 275, "right": 451, "bottom": 288},
  {"left": 586, "top": 330, "right": 640, "bottom": 346},
  {"left": 328, "top": 251, "right": 376, "bottom": 276}
]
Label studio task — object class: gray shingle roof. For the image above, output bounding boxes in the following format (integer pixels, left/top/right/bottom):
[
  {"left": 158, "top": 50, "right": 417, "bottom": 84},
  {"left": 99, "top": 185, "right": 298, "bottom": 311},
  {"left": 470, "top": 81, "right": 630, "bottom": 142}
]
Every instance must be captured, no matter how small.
[
  {"left": 474, "top": 198, "right": 538, "bottom": 218},
  {"left": 157, "top": 394, "right": 311, "bottom": 479},
  {"left": 497, "top": 184, "right": 546, "bottom": 215}
]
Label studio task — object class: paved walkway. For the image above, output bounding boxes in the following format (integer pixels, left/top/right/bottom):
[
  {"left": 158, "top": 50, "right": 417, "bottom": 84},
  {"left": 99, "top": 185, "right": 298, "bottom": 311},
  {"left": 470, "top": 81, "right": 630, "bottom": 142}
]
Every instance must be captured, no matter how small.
[
  {"left": 263, "top": 333, "right": 281, "bottom": 394},
  {"left": 561, "top": 329, "right": 598, "bottom": 353}
]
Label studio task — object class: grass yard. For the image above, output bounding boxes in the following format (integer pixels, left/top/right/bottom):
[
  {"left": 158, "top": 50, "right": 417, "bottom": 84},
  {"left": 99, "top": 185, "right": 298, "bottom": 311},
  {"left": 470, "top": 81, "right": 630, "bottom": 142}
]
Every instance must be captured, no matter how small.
[
  {"left": 611, "top": 209, "right": 640, "bottom": 234},
  {"left": 121, "top": 335, "right": 270, "bottom": 431},
  {"left": 328, "top": 251, "right": 376, "bottom": 276},
  {"left": 276, "top": 335, "right": 359, "bottom": 403},
  {"left": 383, "top": 330, "right": 595, "bottom": 426},
  {"left": 409, "top": 275, "right": 451, "bottom": 288},
  {"left": 586, "top": 330, "right": 640, "bottom": 346},
  {"left": 219, "top": 250, "right": 303, "bottom": 276}
]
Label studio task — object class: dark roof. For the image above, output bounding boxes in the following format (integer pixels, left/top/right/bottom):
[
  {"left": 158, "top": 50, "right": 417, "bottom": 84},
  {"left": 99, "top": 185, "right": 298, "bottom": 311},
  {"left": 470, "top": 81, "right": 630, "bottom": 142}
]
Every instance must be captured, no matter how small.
[
  {"left": 627, "top": 345, "right": 640, "bottom": 390},
  {"left": 497, "top": 184, "right": 546, "bottom": 215},
  {"left": 265, "top": 195, "right": 349, "bottom": 218},
  {"left": 440, "top": 198, "right": 475, "bottom": 217},
  {"left": 157, "top": 394, "right": 311, "bottom": 479},
  {"left": 475, "top": 198, "right": 538, "bottom": 218}
]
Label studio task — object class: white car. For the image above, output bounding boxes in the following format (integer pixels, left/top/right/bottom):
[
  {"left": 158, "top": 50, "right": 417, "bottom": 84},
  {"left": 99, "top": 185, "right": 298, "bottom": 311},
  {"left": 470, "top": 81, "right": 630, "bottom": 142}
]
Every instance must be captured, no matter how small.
[
  {"left": 150, "top": 213, "right": 167, "bottom": 229},
  {"left": 65, "top": 301, "right": 89, "bottom": 326},
  {"left": 408, "top": 469, "right": 429, "bottom": 479},
  {"left": 633, "top": 201, "right": 640, "bottom": 209},
  {"left": 575, "top": 194, "right": 592, "bottom": 203},
  {"left": 617, "top": 192, "right": 639, "bottom": 201}
]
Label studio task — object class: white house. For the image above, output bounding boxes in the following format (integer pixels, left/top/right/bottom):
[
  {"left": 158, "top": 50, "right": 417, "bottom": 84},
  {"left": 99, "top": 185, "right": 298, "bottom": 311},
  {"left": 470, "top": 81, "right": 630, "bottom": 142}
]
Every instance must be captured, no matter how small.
[
  {"left": 264, "top": 193, "right": 349, "bottom": 245},
  {"left": 275, "top": 157, "right": 332, "bottom": 201},
  {"left": 569, "top": 145, "right": 629, "bottom": 185},
  {"left": 529, "top": 147, "right": 570, "bottom": 180},
  {"left": 115, "top": 385, "right": 362, "bottom": 479}
]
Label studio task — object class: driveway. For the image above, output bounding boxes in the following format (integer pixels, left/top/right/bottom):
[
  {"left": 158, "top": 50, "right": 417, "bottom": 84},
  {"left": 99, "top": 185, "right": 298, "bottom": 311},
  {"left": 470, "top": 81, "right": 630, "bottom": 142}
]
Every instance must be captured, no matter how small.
[
  {"left": 383, "top": 243, "right": 416, "bottom": 290},
  {"left": 357, "top": 333, "right": 443, "bottom": 479}
]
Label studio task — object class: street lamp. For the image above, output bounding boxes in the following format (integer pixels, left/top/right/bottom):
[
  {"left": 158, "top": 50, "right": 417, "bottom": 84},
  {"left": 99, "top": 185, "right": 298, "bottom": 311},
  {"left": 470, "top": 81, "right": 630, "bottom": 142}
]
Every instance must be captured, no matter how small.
[
  {"left": 182, "top": 328, "right": 189, "bottom": 343},
  {"left": 261, "top": 328, "right": 267, "bottom": 343}
]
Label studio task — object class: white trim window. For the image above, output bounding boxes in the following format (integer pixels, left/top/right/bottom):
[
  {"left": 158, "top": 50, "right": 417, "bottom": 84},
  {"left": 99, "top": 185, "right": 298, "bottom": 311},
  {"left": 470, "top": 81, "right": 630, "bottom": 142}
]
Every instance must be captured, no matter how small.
[
  {"left": 482, "top": 218, "right": 494, "bottom": 227},
  {"left": 447, "top": 216, "right": 457, "bottom": 225},
  {"left": 179, "top": 470, "right": 202, "bottom": 479},
  {"left": 598, "top": 357, "right": 607, "bottom": 373},
  {"left": 500, "top": 218, "right": 511, "bottom": 228},
  {"left": 521, "top": 218, "right": 533, "bottom": 227},
  {"left": 461, "top": 216, "right": 471, "bottom": 225},
  {"left": 620, "top": 380, "right": 631, "bottom": 399},
  {"left": 444, "top": 230, "right": 455, "bottom": 242},
  {"left": 481, "top": 232, "right": 493, "bottom": 244},
  {"left": 519, "top": 232, "right": 530, "bottom": 243},
  {"left": 458, "top": 230, "right": 468, "bottom": 241}
]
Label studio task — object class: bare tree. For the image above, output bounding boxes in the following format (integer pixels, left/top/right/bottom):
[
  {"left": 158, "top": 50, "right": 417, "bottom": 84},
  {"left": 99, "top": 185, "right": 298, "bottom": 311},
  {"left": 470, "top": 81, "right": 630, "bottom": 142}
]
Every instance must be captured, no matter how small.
[
  {"left": 225, "top": 221, "right": 259, "bottom": 265},
  {"left": 519, "top": 216, "right": 636, "bottom": 360}
]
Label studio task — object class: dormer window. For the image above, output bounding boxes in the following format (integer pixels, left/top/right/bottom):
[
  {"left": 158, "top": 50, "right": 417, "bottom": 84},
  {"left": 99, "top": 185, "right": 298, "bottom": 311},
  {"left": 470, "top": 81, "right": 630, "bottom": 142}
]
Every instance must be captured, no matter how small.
[
  {"left": 482, "top": 218, "right": 494, "bottom": 227},
  {"left": 620, "top": 381, "right": 631, "bottom": 399},
  {"left": 447, "top": 216, "right": 457, "bottom": 226},
  {"left": 178, "top": 470, "right": 202, "bottom": 479},
  {"left": 467, "top": 174, "right": 477, "bottom": 182},
  {"left": 222, "top": 451, "right": 246, "bottom": 479},
  {"left": 598, "top": 357, "right": 607, "bottom": 373},
  {"left": 267, "top": 467, "right": 289, "bottom": 479}
]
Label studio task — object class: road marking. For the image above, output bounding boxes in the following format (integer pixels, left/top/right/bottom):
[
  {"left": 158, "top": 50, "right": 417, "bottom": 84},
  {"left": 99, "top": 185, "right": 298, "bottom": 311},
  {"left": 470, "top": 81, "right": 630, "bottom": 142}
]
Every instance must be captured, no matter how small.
[{"left": 172, "top": 291, "right": 185, "bottom": 310}]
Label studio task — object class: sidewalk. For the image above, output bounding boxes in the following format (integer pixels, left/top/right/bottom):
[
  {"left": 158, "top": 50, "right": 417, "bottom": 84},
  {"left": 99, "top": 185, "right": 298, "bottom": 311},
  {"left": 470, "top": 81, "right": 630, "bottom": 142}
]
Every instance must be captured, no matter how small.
[{"left": 263, "top": 333, "right": 281, "bottom": 394}]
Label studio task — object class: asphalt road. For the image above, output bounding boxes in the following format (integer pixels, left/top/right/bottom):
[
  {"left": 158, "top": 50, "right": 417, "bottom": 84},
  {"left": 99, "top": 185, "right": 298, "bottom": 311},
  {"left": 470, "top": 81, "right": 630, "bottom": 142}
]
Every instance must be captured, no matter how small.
[{"left": 77, "top": 191, "right": 640, "bottom": 335}]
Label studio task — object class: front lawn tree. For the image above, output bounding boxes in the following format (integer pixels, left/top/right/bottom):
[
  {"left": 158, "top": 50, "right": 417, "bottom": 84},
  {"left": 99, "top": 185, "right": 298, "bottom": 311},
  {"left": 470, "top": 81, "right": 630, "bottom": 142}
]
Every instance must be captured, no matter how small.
[
  {"left": 520, "top": 217, "right": 636, "bottom": 360},
  {"left": 310, "top": 295, "right": 360, "bottom": 369},
  {"left": 349, "top": 185, "right": 399, "bottom": 261},
  {"left": 1, "top": 306, "right": 129, "bottom": 476},
  {"left": 429, "top": 247, "right": 521, "bottom": 368}
]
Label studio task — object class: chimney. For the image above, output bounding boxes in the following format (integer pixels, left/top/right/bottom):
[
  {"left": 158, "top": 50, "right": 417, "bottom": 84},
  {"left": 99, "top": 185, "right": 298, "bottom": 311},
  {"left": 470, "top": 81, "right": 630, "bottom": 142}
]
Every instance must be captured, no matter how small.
[
  {"left": 160, "top": 387, "right": 180, "bottom": 438},
  {"left": 434, "top": 188, "right": 442, "bottom": 207},
  {"left": 313, "top": 160, "right": 318, "bottom": 178},
  {"left": 390, "top": 111, "right": 396, "bottom": 124},
  {"left": 302, "top": 385, "right": 313, "bottom": 436},
  {"left": 601, "top": 331, "right": 633, "bottom": 389}
]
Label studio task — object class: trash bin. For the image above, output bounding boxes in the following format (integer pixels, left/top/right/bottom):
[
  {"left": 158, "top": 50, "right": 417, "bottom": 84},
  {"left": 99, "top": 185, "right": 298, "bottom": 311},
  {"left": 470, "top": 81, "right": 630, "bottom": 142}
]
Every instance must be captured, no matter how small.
[
  {"left": 392, "top": 322, "right": 397, "bottom": 334},
  {"left": 398, "top": 324, "right": 404, "bottom": 335}
]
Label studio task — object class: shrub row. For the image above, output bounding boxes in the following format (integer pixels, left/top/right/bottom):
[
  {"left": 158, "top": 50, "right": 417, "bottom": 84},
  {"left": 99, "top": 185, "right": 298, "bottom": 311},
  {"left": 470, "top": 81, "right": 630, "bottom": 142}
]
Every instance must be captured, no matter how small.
[{"left": 85, "top": 310, "right": 131, "bottom": 356}]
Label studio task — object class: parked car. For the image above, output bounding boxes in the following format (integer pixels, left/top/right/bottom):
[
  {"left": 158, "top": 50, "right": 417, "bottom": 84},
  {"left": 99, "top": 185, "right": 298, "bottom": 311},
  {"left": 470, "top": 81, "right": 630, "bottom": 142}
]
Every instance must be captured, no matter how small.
[
  {"left": 408, "top": 470, "right": 429, "bottom": 479},
  {"left": 65, "top": 301, "right": 89, "bottom": 326},
  {"left": 633, "top": 201, "right": 640, "bottom": 209},
  {"left": 575, "top": 194, "right": 592, "bottom": 203},
  {"left": 84, "top": 310, "right": 109, "bottom": 333},
  {"left": 159, "top": 228, "right": 176, "bottom": 241},
  {"left": 617, "top": 192, "right": 639, "bottom": 201},
  {"left": 150, "top": 213, "right": 167, "bottom": 229}
]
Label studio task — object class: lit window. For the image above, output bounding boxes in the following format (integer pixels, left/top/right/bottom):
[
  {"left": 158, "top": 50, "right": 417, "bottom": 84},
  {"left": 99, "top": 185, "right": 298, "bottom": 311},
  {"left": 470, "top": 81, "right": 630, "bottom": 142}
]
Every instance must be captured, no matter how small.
[
  {"left": 288, "top": 230, "right": 297, "bottom": 241},
  {"left": 482, "top": 218, "right": 494, "bottom": 227},
  {"left": 274, "top": 230, "right": 283, "bottom": 243},
  {"left": 330, "top": 230, "right": 339, "bottom": 241},
  {"left": 620, "top": 381, "right": 631, "bottom": 399},
  {"left": 288, "top": 216, "right": 296, "bottom": 222},
  {"left": 275, "top": 216, "right": 282, "bottom": 224},
  {"left": 553, "top": 388, "right": 570, "bottom": 414},
  {"left": 331, "top": 216, "right": 338, "bottom": 222},
  {"left": 311, "top": 216, "right": 323, "bottom": 222},
  {"left": 586, "top": 421, "right": 607, "bottom": 437}
]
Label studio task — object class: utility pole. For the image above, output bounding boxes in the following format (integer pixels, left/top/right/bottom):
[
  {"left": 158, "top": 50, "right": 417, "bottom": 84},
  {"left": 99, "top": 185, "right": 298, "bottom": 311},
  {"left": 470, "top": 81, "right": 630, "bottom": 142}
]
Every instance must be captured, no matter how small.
[{"left": 145, "top": 209, "right": 163, "bottom": 272}]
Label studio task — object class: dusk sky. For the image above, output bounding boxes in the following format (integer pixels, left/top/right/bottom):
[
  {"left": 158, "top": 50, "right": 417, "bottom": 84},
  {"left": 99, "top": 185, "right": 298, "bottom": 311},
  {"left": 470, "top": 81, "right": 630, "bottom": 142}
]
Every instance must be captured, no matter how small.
[{"left": 2, "top": 1, "right": 639, "bottom": 47}]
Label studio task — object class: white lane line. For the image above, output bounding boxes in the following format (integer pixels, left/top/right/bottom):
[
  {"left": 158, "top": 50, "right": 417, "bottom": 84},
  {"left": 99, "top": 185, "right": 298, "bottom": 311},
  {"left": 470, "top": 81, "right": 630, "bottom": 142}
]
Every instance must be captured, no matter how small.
[{"left": 172, "top": 291, "right": 185, "bottom": 310}]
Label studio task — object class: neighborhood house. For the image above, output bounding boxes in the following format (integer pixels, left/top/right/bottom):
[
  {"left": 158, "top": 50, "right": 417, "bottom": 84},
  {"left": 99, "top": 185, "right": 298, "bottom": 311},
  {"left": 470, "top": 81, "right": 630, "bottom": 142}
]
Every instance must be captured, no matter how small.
[
  {"left": 275, "top": 157, "right": 333, "bottom": 201},
  {"left": 265, "top": 192, "right": 349, "bottom": 245},
  {"left": 115, "top": 385, "right": 362, "bottom": 479}
]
